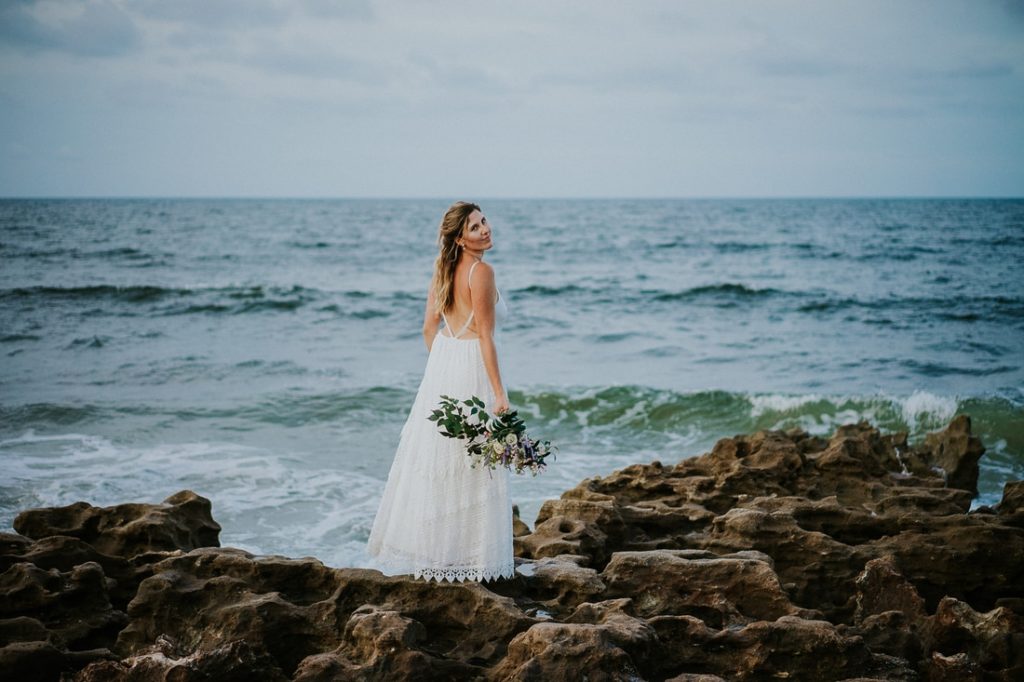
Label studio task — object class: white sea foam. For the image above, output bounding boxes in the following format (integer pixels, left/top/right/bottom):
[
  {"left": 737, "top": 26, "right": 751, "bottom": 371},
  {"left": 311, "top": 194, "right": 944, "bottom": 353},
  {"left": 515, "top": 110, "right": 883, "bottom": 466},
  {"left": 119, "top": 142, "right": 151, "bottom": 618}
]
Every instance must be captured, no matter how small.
[
  {"left": 748, "top": 393, "right": 825, "bottom": 416},
  {"left": 747, "top": 390, "right": 962, "bottom": 439},
  {"left": 0, "top": 431, "right": 387, "bottom": 568},
  {"left": 897, "top": 390, "right": 959, "bottom": 432}
]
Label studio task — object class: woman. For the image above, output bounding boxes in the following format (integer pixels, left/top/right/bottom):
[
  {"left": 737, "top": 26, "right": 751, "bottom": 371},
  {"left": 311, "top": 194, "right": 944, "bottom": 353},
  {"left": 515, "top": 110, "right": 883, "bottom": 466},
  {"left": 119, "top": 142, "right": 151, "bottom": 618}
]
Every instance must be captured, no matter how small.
[{"left": 366, "top": 201, "right": 514, "bottom": 583}]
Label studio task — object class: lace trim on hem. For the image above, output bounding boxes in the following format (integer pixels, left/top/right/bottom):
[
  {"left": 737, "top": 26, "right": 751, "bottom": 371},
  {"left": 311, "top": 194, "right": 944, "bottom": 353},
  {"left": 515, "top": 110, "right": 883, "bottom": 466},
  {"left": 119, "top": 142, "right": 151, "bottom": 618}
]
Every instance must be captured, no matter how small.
[
  {"left": 371, "top": 552, "right": 515, "bottom": 583},
  {"left": 415, "top": 563, "right": 516, "bottom": 583}
]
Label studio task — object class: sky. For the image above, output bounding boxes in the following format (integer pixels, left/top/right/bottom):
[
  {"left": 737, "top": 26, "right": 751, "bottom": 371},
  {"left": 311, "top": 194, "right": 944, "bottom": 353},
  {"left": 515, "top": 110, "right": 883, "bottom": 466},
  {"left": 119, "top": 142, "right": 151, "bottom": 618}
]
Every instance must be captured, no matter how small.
[{"left": 1, "top": 0, "right": 1023, "bottom": 198}]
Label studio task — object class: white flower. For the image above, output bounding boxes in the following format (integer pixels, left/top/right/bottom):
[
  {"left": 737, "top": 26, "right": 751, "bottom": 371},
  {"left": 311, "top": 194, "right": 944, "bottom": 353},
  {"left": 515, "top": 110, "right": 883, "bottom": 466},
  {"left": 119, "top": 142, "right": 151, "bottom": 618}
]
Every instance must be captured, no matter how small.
[
  {"left": 491, "top": 440, "right": 505, "bottom": 454},
  {"left": 505, "top": 433, "right": 517, "bottom": 445}
]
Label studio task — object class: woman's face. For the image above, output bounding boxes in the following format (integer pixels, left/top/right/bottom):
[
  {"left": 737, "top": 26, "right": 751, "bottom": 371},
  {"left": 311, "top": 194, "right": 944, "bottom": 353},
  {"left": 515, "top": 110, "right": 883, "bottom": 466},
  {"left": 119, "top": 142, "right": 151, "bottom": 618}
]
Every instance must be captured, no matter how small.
[{"left": 460, "top": 210, "right": 493, "bottom": 252}]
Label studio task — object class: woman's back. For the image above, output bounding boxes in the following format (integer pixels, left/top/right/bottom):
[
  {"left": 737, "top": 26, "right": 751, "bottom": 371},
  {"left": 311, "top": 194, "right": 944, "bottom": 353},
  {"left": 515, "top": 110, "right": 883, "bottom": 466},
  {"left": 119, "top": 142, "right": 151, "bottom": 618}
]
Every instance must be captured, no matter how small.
[{"left": 442, "top": 259, "right": 505, "bottom": 340}]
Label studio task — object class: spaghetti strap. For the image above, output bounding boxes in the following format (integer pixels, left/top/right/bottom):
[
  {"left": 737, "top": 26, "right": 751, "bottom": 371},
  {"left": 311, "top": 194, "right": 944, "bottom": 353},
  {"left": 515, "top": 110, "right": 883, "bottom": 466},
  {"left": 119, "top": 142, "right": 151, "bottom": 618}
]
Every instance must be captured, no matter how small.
[
  {"left": 452, "top": 310, "right": 475, "bottom": 339},
  {"left": 442, "top": 259, "right": 483, "bottom": 339}
]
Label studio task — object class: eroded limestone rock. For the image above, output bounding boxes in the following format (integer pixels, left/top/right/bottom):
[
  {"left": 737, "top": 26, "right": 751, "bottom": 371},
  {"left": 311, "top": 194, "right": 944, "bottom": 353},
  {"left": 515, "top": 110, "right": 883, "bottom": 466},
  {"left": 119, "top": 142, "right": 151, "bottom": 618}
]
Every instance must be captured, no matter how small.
[{"left": 2, "top": 416, "right": 1020, "bottom": 681}]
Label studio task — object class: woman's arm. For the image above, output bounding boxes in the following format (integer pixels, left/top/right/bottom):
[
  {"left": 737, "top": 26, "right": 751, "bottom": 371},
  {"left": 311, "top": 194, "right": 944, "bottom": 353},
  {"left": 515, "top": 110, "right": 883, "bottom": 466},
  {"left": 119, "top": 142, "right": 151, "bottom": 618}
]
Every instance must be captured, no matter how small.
[
  {"left": 422, "top": 289, "right": 441, "bottom": 351},
  {"left": 469, "top": 262, "right": 509, "bottom": 413}
]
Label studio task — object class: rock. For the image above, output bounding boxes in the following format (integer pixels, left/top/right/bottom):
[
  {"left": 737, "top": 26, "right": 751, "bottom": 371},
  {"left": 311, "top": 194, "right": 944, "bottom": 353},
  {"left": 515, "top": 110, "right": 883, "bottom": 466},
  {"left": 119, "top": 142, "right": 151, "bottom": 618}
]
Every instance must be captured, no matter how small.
[
  {"left": 0, "top": 560, "right": 125, "bottom": 647},
  {"left": 921, "top": 651, "right": 983, "bottom": 681},
  {"left": 512, "top": 504, "right": 531, "bottom": 537},
  {"left": 848, "top": 556, "right": 927, "bottom": 662},
  {"left": 486, "top": 621, "right": 642, "bottom": 681},
  {"left": 0, "top": 641, "right": 115, "bottom": 682},
  {"left": 0, "top": 534, "right": 157, "bottom": 610},
  {"left": 998, "top": 480, "right": 1024, "bottom": 517},
  {"left": 292, "top": 604, "right": 484, "bottom": 681},
  {"left": 854, "top": 556, "right": 927, "bottom": 625},
  {"left": 920, "top": 597, "right": 1024, "bottom": 679},
  {"left": 921, "top": 414, "right": 985, "bottom": 494},
  {"left": 868, "top": 513, "right": 1024, "bottom": 612},
  {"left": 13, "top": 489, "right": 220, "bottom": 558},
  {"left": 645, "top": 614, "right": 909, "bottom": 681},
  {"left": 113, "top": 550, "right": 532, "bottom": 679},
  {"left": 74, "top": 639, "right": 290, "bottom": 682},
  {"left": 601, "top": 549, "right": 810, "bottom": 626},
  {"left": 3, "top": 416, "right": 1020, "bottom": 681},
  {"left": 515, "top": 495, "right": 627, "bottom": 566},
  {"left": 512, "top": 554, "right": 606, "bottom": 615}
]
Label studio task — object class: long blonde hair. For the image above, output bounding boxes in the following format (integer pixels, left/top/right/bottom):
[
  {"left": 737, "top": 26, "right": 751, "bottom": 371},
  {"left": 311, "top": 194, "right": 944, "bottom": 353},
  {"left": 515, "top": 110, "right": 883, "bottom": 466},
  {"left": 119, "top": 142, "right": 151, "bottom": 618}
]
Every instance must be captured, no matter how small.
[{"left": 431, "top": 201, "right": 481, "bottom": 314}]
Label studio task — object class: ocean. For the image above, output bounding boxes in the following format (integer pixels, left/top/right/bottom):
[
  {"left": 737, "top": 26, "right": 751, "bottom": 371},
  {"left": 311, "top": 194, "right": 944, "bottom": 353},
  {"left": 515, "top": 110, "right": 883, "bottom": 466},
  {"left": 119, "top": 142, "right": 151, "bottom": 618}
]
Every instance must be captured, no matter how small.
[{"left": 1, "top": 198, "right": 1022, "bottom": 567}]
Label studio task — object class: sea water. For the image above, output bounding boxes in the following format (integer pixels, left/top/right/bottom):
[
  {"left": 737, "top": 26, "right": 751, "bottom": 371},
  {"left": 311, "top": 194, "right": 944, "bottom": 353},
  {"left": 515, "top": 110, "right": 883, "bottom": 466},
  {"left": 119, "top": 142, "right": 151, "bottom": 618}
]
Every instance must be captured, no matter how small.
[{"left": 1, "top": 198, "right": 1022, "bottom": 567}]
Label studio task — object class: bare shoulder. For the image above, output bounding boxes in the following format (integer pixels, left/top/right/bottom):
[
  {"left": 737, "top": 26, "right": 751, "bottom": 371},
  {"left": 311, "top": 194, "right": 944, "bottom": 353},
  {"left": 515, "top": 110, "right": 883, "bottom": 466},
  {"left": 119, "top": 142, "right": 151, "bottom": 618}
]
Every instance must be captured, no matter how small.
[{"left": 469, "top": 260, "right": 495, "bottom": 288}]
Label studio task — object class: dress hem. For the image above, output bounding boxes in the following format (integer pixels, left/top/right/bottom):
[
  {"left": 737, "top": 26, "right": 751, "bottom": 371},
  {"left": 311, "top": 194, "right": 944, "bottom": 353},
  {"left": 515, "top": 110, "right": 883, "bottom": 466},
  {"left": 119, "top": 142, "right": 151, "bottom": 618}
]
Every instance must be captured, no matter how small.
[{"left": 370, "top": 552, "right": 515, "bottom": 583}]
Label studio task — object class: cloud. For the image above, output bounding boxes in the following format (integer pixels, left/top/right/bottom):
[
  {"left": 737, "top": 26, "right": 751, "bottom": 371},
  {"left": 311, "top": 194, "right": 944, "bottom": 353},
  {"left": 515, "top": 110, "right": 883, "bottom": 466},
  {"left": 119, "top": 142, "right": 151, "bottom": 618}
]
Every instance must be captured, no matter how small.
[
  {"left": 0, "top": 0, "right": 141, "bottom": 57},
  {"left": 129, "top": 0, "right": 373, "bottom": 29},
  {"left": 131, "top": 0, "right": 289, "bottom": 30},
  {"left": 298, "top": 0, "right": 374, "bottom": 22},
  {"left": 244, "top": 41, "right": 383, "bottom": 84},
  {"left": 915, "top": 62, "right": 1016, "bottom": 80},
  {"left": 1, "top": 0, "right": 1021, "bottom": 197}
]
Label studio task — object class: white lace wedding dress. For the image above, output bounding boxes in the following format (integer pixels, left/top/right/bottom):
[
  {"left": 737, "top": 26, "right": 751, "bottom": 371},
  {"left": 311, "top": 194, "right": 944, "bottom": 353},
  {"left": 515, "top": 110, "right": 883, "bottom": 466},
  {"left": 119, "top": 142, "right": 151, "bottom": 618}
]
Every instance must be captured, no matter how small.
[{"left": 366, "top": 269, "right": 514, "bottom": 582}]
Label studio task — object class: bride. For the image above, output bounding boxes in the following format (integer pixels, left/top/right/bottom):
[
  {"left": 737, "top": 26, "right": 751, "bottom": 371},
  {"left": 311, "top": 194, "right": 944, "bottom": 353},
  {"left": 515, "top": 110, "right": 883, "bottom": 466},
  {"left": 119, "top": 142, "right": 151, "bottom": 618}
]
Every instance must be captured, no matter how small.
[{"left": 366, "top": 201, "right": 515, "bottom": 582}]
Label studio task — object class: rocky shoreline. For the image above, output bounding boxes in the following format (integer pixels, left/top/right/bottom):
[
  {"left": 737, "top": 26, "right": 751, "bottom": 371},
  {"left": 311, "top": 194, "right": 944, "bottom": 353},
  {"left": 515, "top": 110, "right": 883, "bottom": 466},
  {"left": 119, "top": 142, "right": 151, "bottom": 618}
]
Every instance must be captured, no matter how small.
[{"left": 2, "top": 415, "right": 1022, "bottom": 681}]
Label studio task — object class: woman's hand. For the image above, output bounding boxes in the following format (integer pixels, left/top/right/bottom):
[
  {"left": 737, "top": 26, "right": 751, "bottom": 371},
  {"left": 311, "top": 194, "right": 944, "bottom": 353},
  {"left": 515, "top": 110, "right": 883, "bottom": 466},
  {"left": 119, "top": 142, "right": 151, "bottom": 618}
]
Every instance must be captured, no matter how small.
[{"left": 493, "top": 394, "right": 510, "bottom": 415}]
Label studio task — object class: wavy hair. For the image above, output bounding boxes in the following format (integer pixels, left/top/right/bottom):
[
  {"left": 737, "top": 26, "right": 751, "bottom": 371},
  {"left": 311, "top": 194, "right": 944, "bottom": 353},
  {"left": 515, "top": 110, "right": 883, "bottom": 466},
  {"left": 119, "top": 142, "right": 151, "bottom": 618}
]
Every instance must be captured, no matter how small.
[{"left": 431, "top": 201, "right": 481, "bottom": 314}]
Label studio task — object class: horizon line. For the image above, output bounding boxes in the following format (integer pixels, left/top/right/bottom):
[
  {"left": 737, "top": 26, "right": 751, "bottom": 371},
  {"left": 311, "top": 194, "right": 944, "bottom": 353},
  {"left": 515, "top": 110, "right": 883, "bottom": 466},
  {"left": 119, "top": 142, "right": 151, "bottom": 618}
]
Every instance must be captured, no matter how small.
[{"left": 1, "top": 194, "right": 1022, "bottom": 201}]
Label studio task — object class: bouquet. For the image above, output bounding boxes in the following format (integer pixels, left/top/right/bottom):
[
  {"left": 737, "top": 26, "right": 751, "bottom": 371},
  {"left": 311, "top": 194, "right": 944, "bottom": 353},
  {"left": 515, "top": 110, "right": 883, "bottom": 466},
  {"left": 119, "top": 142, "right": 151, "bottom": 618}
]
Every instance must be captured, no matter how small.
[{"left": 428, "top": 395, "right": 555, "bottom": 475}]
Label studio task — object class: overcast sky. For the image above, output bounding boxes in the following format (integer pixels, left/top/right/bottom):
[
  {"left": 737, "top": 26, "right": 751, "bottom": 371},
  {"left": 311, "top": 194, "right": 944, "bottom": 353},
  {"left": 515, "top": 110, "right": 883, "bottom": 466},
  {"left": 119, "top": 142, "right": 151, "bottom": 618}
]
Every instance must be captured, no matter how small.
[{"left": 1, "top": 0, "right": 1022, "bottom": 198}]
